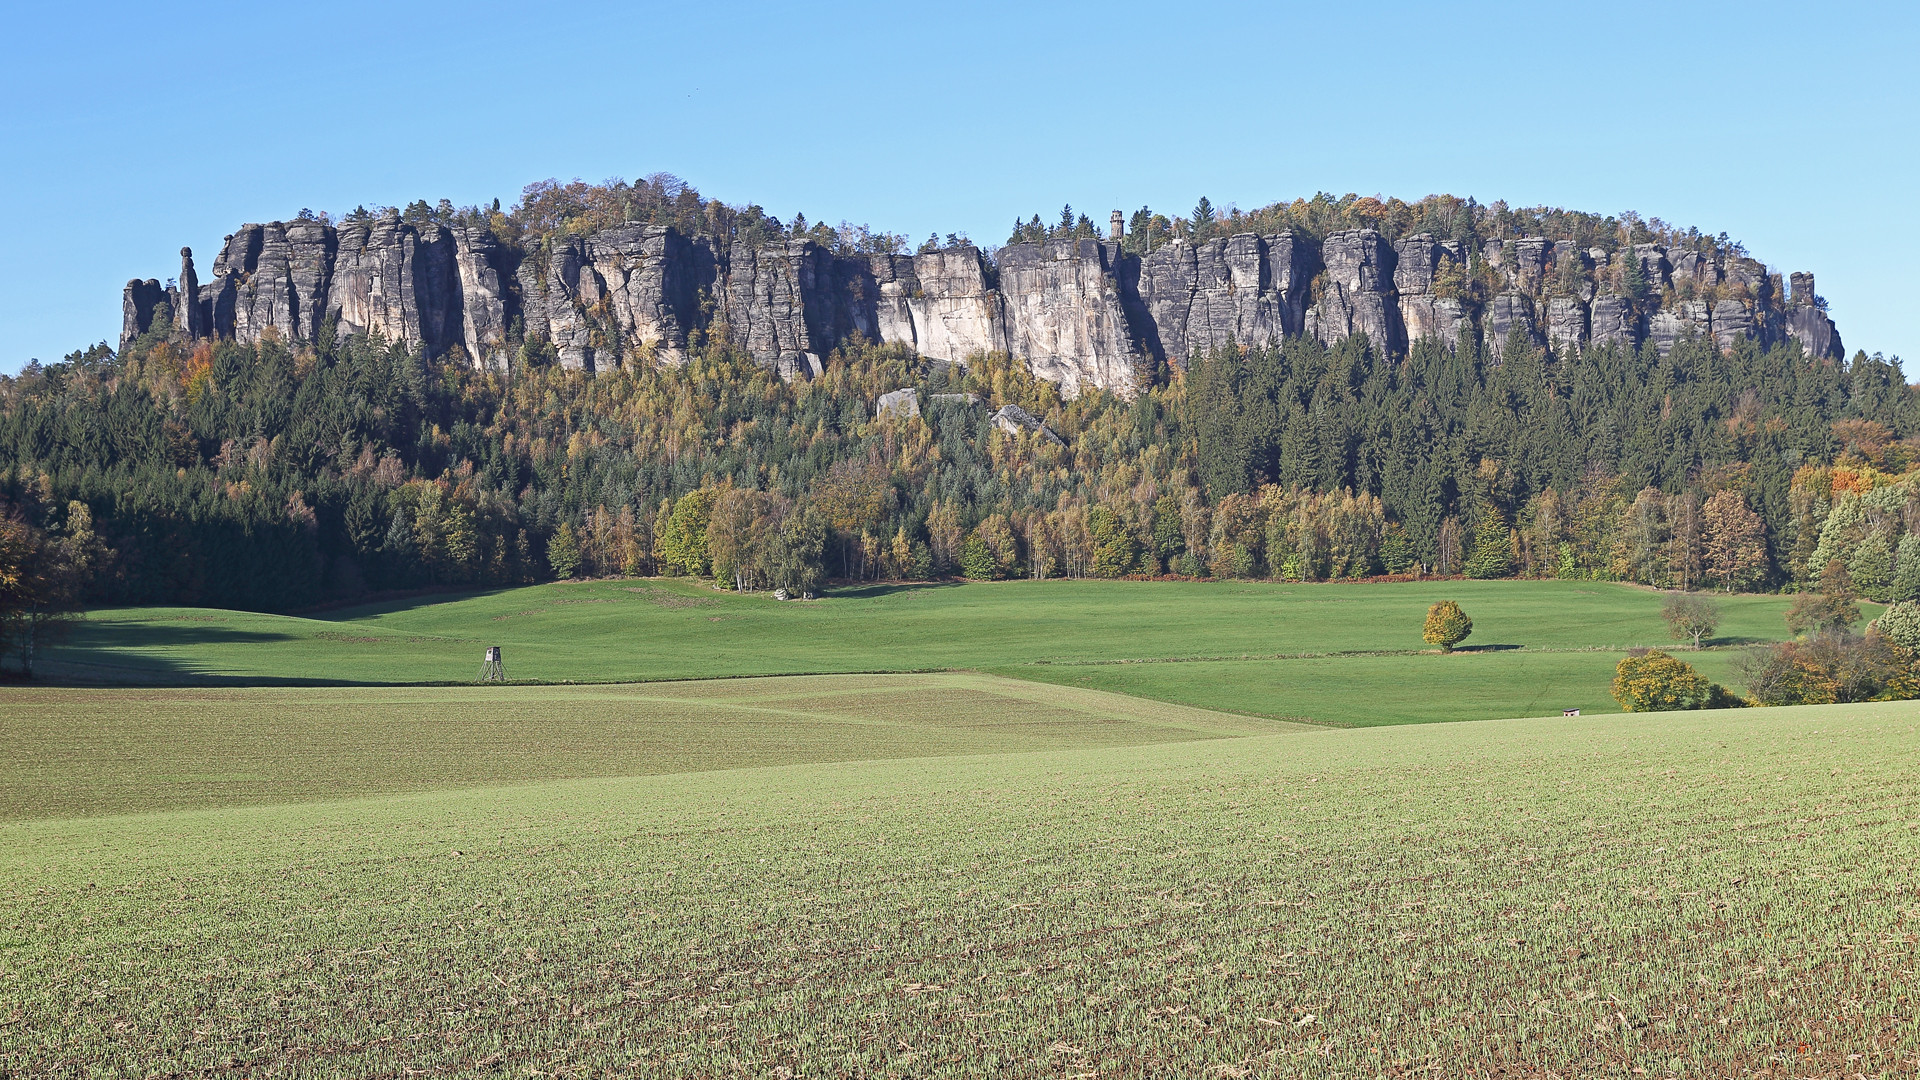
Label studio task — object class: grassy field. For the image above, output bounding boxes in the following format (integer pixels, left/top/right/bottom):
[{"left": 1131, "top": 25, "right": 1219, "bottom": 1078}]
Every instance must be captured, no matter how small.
[
  {"left": 43, "top": 578, "right": 1822, "bottom": 726},
  {"left": 0, "top": 675, "right": 1298, "bottom": 820},
  {"left": 3, "top": 688, "right": 1915, "bottom": 1076}
]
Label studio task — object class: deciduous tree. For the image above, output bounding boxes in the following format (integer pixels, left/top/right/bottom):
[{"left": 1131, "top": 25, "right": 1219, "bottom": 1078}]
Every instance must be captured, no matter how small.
[
  {"left": 1423, "top": 600, "right": 1472, "bottom": 652},
  {"left": 1662, "top": 592, "right": 1719, "bottom": 650}
]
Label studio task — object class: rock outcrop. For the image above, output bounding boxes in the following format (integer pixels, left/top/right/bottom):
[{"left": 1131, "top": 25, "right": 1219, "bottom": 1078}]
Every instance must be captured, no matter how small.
[
  {"left": 875, "top": 387, "right": 920, "bottom": 420},
  {"left": 992, "top": 403, "right": 1064, "bottom": 445},
  {"left": 123, "top": 207, "right": 1851, "bottom": 397}
]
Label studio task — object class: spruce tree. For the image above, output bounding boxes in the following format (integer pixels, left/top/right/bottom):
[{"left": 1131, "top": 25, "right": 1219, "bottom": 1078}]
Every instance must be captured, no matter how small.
[
  {"left": 1894, "top": 535, "right": 1920, "bottom": 602},
  {"left": 1192, "top": 196, "right": 1216, "bottom": 240},
  {"left": 1464, "top": 508, "right": 1514, "bottom": 579},
  {"left": 1849, "top": 532, "right": 1894, "bottom": 601}
]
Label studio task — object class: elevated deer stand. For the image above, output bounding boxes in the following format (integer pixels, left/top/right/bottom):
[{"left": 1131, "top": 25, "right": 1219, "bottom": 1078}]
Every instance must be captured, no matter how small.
[{"left": 480, "top": 646, "right": 504, "bottom": 682}]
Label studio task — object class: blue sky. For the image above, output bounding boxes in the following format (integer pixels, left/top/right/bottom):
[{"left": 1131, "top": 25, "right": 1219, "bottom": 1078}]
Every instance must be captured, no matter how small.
[{"left": 3, "top": 0, "right": 1914, "bottom": 373}]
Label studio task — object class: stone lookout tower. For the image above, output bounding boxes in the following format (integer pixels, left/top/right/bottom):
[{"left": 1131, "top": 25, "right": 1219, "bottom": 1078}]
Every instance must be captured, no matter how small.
[{"left": 1110, "top": 210, "right": 1124, "bottom": 241}]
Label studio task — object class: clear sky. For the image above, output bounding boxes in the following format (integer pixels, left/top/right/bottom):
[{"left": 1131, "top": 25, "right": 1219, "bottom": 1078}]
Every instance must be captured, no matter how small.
[{"left": 3, "top": 0, "right": 1914, "bottom": 374}]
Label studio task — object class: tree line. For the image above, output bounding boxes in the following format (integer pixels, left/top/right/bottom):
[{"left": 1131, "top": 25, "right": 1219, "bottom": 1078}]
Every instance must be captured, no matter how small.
[{"left": 3, "top": 307, "right": 1917, "bottom": 631}]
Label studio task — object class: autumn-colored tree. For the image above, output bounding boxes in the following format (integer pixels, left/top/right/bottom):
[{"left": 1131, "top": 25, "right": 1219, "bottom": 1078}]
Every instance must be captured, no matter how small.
[
  {"left": 1741, "top": 629, "right": 1918, "bottom": 706},
  {"left": 1615, "top": 488, "right": 1670, "bottom": 585},
  {"left": 1700, "top": 490, "right": 1768, "bottom": 592},
  {"left": 925, "top": 500, "right": 964, "bottom": 575},
  {"left": 707, "top": 488, "right": 788, "bottom": 592},
  {"left": 974, "top": 514, "right": 1021, "bottom": 579},
  {"left": 1611, "top": 650, "right": 1718, "bottom": 712},
  {"left": 814, "top": 453, "right": 893, "bottom": 579},
  {"left": 1666, "top": 492, "right": 1702, "bottom": 591},
  {"left": 1423, "top": 600, "right": 1472, "bottom": 652},
  {"left": 0, "top": 500, "right": 109, "bottom": 677}
]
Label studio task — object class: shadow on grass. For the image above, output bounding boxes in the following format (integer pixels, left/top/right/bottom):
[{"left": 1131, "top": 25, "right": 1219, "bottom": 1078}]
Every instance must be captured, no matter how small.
[
  {"left": 60, "top": 620, "right": 297, "bottom": 650},
  {"left": 1454, "top": 643, "right": 1525, "bottom": 653},
  {"left": 826, "top": 581, "right": 970, "bottom": 601},
  {"left": 308, "top": 586, "right": 518, "bottom": 622}
]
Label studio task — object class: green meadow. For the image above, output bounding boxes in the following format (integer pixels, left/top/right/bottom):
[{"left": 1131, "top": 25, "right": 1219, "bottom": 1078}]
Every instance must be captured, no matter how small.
[
  {"left": 8, "top": 579, "right": 1912, "bottom": 1075},
  {"left": 44, "top": 578, "right": 1816, "bottom": 726},
  {"left": 2, "top": 685, "right": 1914, "bottom": 1076}
]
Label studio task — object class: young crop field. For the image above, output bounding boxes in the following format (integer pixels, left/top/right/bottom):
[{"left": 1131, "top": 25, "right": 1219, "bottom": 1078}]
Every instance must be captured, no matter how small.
[
  {"left": 0, "top": 675, "right": 1297, "bottom": 820},
  {"left": 43, "top": 578, "right": 1820, "bottom": 727},
  {"left": 1, "top": 690, "right": 1915, "bottom": 1077}
]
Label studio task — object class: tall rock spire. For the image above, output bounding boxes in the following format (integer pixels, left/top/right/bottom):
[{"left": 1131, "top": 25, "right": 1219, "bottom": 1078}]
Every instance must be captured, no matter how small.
[{"left": 178, "top": 247, "right": 209, "bottom": 340}]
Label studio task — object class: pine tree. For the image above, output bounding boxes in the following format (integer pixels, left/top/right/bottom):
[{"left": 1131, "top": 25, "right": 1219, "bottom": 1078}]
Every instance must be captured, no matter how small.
[{"left": 1621, "top": 250, "right": 1648, "bottom": 303}]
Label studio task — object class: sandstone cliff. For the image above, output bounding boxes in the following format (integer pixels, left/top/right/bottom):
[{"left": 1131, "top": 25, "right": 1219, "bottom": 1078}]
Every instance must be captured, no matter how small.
[{"left": 123, "top": 206, "right": 1846, "bottom": 398}]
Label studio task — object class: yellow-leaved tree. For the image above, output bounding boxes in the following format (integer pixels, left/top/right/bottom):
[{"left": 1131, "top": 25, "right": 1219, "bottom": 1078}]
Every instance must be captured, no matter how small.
[{"left": 1423, "top": 600, "right": 1472, "bottom": 652}]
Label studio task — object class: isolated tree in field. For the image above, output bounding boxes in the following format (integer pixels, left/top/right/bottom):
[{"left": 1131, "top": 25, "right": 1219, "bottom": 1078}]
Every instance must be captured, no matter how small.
[
  {"left": 1611, "top": 650, "right": 1714, "bottom": 712},
  {"left": 1423, "top": 600, "right": 1472, "bottom": 652},
  {"left": 1662, "top": 592, "right": 1719, "bottom": 650},
  {"left": 1786, "top": 560, "right": 1860, "bottom": 637}
]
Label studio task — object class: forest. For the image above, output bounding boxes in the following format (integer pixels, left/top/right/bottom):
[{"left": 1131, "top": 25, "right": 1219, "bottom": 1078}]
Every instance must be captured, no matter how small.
[{"left": 4, "top": 292, "right": 1919, "bottom": 617}]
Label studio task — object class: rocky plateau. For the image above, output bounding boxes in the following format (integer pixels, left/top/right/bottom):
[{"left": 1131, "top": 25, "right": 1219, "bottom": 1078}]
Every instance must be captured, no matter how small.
[{"left": 123, "top": 208, "right": 1844, "bottom": 398}]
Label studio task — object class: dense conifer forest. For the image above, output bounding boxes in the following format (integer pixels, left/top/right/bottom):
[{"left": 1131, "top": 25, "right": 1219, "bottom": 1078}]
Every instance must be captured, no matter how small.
[{"left": 5, "top": 303, "right": 1918, "bottom": 614}]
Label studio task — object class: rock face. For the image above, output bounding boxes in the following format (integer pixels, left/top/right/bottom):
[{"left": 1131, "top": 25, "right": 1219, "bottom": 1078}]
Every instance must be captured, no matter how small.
[
  {"left": 996, "top": 239, "right": 1146, "bottom": 393},
  {"left": 1394, "top": 234, "right": 1470, "bottom": 346},
  {"left": 119, "top": 278, "right": 167, "bottom": 352},
  {"left": 123, "top": 210, "right": 1851, "bottom": 396},
  {"left": 1306, "top": 230, "right": 1401, "bottom": 353},
  {"left": 1483, "top": 293, "right": 1541, "bottom": 360},
  {"left": 1786, "top": 272, "right": 1843, "bottom": 359},
  {"left": 1131, "top": 233, "right": 1310, "bottom": 365},
  {"left": 875, "top": 388, "right": 920, "bottom": 420},
  {"left": 871, "top": 249, "right": 1005, "bottom": 363}
]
